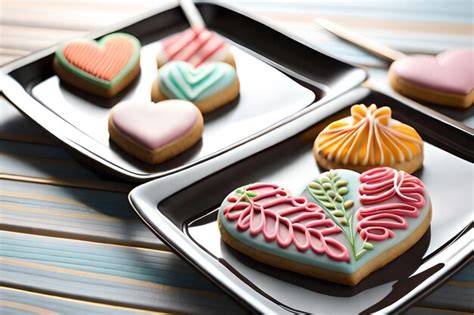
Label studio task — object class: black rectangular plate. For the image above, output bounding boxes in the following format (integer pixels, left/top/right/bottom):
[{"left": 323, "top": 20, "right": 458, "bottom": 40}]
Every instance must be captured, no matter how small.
[
  {"left": 129, "top": 88, "right": 473, "bottom": 314},
  {"left": 0, "top": 2, "right": 366, "bottom": 182}
]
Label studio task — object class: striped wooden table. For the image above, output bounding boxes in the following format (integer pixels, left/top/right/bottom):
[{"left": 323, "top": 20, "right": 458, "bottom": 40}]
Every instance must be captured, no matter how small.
[{"left": 1, "top": 0, "right": 473, "bottom": 313}]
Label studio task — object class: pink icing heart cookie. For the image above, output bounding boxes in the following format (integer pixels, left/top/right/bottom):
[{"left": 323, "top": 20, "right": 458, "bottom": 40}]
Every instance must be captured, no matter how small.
[
  {"left": 54, "top": 33, "right": 141, "bottom": 97},
  {"left": 389, "top": 50, "right": 474, "bottom": 108},
  {"left": 108, "top": 100, "right": 203, "bottom": 164},
  {"left": 218, "top": 167, "right": 432, "bottom": 286},
  {"left": 156, "top": 27, "right": 235, "bottom": 68}
]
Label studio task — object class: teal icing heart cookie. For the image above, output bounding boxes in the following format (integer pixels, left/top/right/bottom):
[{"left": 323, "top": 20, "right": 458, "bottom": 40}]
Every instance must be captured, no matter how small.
[
  {"left": 217, "top": 167, "right": 432, "bottom": 286},
  {"left": 151, "top": 61, "right": 239, "bottom": 113}
]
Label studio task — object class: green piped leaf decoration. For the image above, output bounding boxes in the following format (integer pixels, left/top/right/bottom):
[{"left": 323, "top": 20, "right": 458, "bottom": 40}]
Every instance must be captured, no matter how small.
[
  {"left": 307, "top": 170, "right": 354, "bottom": 219},
  {"left": 316, "top": 194, "right": 329, "bottom": 200},
  {"left": 363, "top": 242, "right": 374, "bottom": 250},
  {"left": 245, "top": 191, "right": 257, "bottom": 198},
  {"left": 344, "top": 200, "right": 354, "bottom": 209},
  {"left": 335, "top": 180, "right": 348, "bottom": 188},
  {"left": 355, "top": 250, "right": 366, "bottom": 260},
  {"left": 337, "top": 187, "right": 349, "bottom": 195},
  {"left": 235, "top": 187, "right": 259, "bottom": 202},
  {"left": 307, "top": 170, "right": 374, "bottom": 261},
  {"left": 322, "top": 183, "right": 332, "bottom": 190},
  {"left": 322, "top": 201, "right": 336, "bottom": 209},
  {"left": 308, "top": 182, "right": 322, "bottom": 190}
]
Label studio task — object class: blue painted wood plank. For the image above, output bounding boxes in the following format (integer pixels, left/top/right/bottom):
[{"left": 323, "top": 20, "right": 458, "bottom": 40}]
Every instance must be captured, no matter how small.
[
  {"left": 0, "top": 287, "right": 159, "bottom": 315},
  {"left": 0, "top": 179, "right": 163, "bottom": 249},
  {"left": 0, "top": 231, "right": 241, "bottom": 313}
]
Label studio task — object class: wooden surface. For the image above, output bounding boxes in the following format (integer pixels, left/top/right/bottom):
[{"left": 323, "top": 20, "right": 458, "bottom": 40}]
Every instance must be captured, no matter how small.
[{"left": 1, "top": 0, "right": 473, "bottom": 313}]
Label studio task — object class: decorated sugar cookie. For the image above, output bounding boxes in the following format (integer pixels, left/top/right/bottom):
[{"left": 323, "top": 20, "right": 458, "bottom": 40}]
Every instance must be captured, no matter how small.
[
  {"left": 156, "top": 27, "right": 235, "bottom": 68},
  {"left": 389, "top": 50, "right": 474, "bottom": 109},
  {"left": 314, "top": 104, "right": 423, "bottom": 174},
  {"left": 108, "top": 100, "right": 203, "bottom": 164},
  {"left": 217, "top": 167, "right": 432, "bottom": 286},
  {"left": 54, "top": 33, "right": 141, "bottom": 97},
  {"left": 151, "top": 61, "right": 240, "bottom": 113}
]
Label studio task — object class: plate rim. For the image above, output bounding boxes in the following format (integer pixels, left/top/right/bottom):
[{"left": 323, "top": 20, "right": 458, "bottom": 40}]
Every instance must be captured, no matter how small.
[
  {"left": 127, "top": 87, "right": 473, "bottom": 313},
  {"left": 0, "top": 1, "right": 368, "bottom": 182}
]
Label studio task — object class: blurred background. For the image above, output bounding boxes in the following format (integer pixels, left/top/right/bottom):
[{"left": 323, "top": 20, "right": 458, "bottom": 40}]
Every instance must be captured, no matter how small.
[{"left": 1, "top": 0, "right": 472, "bottom": 67}]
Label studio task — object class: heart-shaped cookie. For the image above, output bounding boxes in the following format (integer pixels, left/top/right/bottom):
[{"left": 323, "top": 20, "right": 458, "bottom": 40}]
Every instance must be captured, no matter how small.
[
  {"left": 389, "top": 50, "right": 474, "bottom": 108},
  {"left": 218, "top": 167, "right": 431, "bottom": 286},
  {"left": 156, "top": 27, "right": 235, "bottom": 68},
  {"left": 108, "top": 100, "right": 203, "bottom": 164},
  {"left": 151, "top": 61, "right": 240, "bottom": 113},
  {"left": 54, "top": 33, "right": 141, "bottom": 97}
]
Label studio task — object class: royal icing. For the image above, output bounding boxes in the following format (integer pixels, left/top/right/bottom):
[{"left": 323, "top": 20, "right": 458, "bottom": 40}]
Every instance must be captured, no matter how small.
[
  {"left": 55, "top": 33, "right": 141, "bottom": 89},
  {"left": 157, "top": 61, "right": 237, "bottom": 102},
  {"left": 315, "top": 104, "right": 423, "bottom": 166},
  {"left": 356, "top": 167, "right": 425, "bottom": 242},
  {"left": 223, "top": 183, "right": 350, "bottom": 262},
  {"left": 390, "top": 50, "right": 474, "bottom": 95},
  {"left": 219, "top": 168, "right": 430, "bottom": 277},
  {"left": 110, "top": 100, "right": 200, "bottom": 150},
  {"left": 157, "top": 27, "right": 232, "bottom": 67}
]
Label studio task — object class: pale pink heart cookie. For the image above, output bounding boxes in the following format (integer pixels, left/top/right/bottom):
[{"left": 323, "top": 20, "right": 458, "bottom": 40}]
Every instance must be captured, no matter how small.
[
  {"left": 108, "top": 100, "right": 203, "bottom": 164},
  {"left": 389, "top": 50, "right": 474, "bottom": 108}
]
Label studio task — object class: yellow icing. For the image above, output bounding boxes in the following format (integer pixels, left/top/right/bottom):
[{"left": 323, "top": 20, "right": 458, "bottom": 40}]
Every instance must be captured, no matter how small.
[{"left": 315, "top": 104, "right": 423, "bottom": 166}]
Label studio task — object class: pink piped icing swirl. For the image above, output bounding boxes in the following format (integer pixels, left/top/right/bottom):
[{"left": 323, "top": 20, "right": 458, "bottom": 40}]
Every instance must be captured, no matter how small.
[
  {"left": 224, "top": 183, "right": 350, "bottom": 262},
  {"left": 161, "top": 27, "right": 227, "bottom": 67},
  {"left": 357, "top": 167, "right": 426, "bottom": 241}
]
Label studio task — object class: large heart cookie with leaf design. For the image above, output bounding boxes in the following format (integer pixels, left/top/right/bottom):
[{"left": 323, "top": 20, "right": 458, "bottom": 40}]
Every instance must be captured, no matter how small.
[
  {"left": 54, "top": 33, "right": 141, "bottom": 97},
  {"left": 217, "top": 167, "right": 431, "bottom": 286},
  {"left": 152, "top": 61, "right": 240, "bottom": 113}
]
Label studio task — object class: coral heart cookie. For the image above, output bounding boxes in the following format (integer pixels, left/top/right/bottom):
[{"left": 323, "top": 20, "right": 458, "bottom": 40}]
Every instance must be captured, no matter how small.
[
  {"left": 217, "top": 167, "right": 432, "bottom": 286},
  {"left": 389, "top": 50, "right": 474, "bottom": 108},
  {"left": 151, "top": 61, "right": 240, "bottom": 113},
  {"left": 108, "top": 100, "right": 203, "bottom": 164},
  {"left": 156, "top": 27, "right": 235, "bottom": 68},
  {"left": 54, "top": 33, "right": 141, "bottom": 97},
  {"left": 314, "top": 104, "right": 423, "bottom": 174}
]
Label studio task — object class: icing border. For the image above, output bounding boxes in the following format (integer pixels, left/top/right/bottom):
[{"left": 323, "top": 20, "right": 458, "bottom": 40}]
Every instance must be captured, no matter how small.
[{"left": 55, "top": 33, "right": 141, "bottom": 89}]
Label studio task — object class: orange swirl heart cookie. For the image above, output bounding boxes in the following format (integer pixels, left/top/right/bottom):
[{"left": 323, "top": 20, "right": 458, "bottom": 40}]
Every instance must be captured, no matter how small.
[
  {"left": 54, "top": 33, "right": 141, "bottom": 97},
  {"left": 314, "top": 104, "right": 423, "bottom": 174}
]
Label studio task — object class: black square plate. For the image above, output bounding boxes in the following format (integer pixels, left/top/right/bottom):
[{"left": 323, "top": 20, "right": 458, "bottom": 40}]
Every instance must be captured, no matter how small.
[
  {"left": 0, "top": 2, "right": 366, "bottom": 182},
  {"left": 129, "top": 88, "right": 472, "bottom": 313}
]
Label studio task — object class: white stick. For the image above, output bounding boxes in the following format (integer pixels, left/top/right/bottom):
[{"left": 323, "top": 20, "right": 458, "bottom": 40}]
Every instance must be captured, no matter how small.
[
  {"left": 315, "top": 18, "right": 406, "bottom": 63},
  {"left": 178, "top": 0, "right": 206, "bottom": 28}
]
